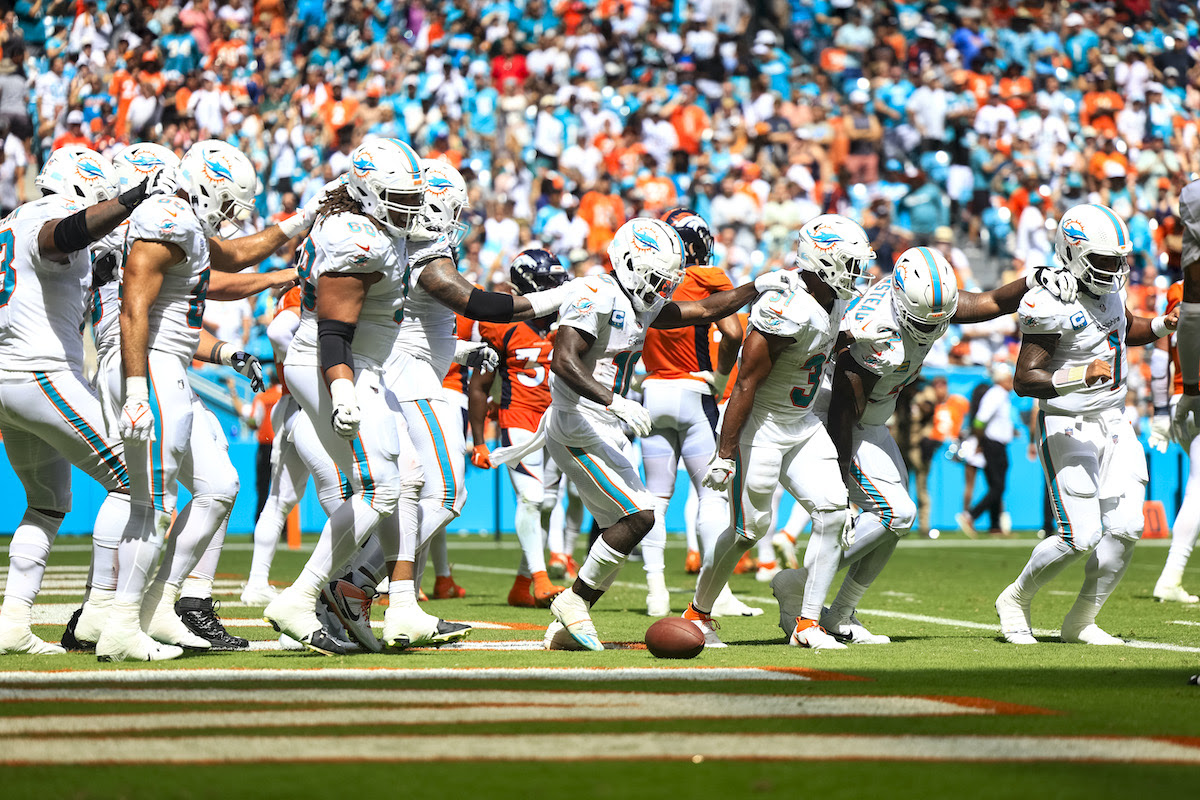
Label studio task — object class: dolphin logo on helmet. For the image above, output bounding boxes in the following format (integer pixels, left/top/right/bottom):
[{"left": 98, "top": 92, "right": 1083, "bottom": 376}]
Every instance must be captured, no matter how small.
[
  {"left": 426, "top": 175, "right": 454, "bottom": 195},
  {"left": 1061, "top": 219, "right": 1088, "bottom": 243},
  {"left": 203, "top": 156, "right": 235, "bottom": 182},
  {"left": 810, "top": 226, "right": 844, "bottom": 251},
  {"left": 127, "top": 152, "right": 165, "bottom": 173},
  {"left": 352, "top": 154, "right": 377, "bottom": 175},
  {"left": 632, "top": 227, "right": 661, "bottom": 252},
  {"left": 76, "top": 158, "right": 107, "bottom": 182}
]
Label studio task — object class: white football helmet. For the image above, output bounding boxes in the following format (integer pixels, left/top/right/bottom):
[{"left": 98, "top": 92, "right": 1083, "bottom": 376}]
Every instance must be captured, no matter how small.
[
  {"left": 346, "top": 137, "right": 425, "bottom": 237},
  {"left": 795, "top": 214, "right": 875, "bottom": 300},
  {"left": 112, "top": 142, "right": 181, "bottom": 192},
  {"left": 891, "top": 246, "right": 958, "bottom": 344},
  {"left": 1053, "top": 203, "right": 1132, "bottom": 296},
  {"left": 35, "top": 146, "right": 117, "bottom": 205},
  {"left": 178, "top": 140, "right": 257, "bottom": 238},
  {"left": 412, "top": 158, "right": 469, "bottom": 245},
  {"left": 608, "top": 217, "right": 685, "bottom": 313}
]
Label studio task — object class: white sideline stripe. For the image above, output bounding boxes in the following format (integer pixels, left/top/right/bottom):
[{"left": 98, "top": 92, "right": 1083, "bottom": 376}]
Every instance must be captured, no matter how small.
[
  {"left": 1169, "top": 620, "right": 1200, "bottom": 627},
  {"left": 0, "top": 694, "right": 1003, "bottom": 735},
  {"left": 0, "top": 667, "right": 810, "bottom": 685},
  {"left": 245, "top": 639, "right": 559, "bottom": 652},
  {"left": 1, "top": 733, "right": 1198, "bottom": 765}
]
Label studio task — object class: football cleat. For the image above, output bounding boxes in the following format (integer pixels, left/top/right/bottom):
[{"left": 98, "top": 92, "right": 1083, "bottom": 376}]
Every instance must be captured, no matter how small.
[
  {"left": 507, "top": 576, "right": 537, "bottom": 608},
  {"left": 74, "top": 592, "right": 113, "bottom": 644},
  {"left": 549, "top": 588, "right": 603, "bottom": 651},
  {"left": 684, "top": 549, "right": 701, "bottom": 574},
  {"left": 177, "top": 597, "right": 249, "bottom": 651},
  {"left": 96, "top": 626, "right": 183, "bottom": 662},
  {"left": 771, "top": 567, "right": 808, "bottom": 638},
  {"left": 772, "top": 531, "right": 800, "bottom": 570},
  {"left": 239, "top": 582, "right": 279, "bottom": 606},
  {"left": 61, "top": 607, "right": 95, "bottom": 652},
  {"left": 683, "top": 603, "right": 727, "bottom": 648},
  {"left": 564, "top": 555, "right": 580, "bottom": 581},
  {"left": 433, "top": 574, "right": 467, "bottom": 600},
  {"left": 142, "top": 583, "right": 211, "bottom": 650},
  {"left": 732, "top": 552, "right": 757, "bottom": 575},
  {"left": 320, "top": 579, "right": 381, "bottom": 653},
  {"left": 995, "top": 584, "right": 1037, "bottom": 645},
  {"left": 823, "top": 612, "right": 891, "bottom": 644},
  {"left": 1060, "top": 622, "right": 1124, "bottom": 645},
  {"left": 756, "top": 561, "right": 781, "bottom": 582},
  {"left": 547, "top": 553, "right": 569, "bottom": 580},
  {"left": 711, "top": 585, "right": 763, "bottom": 617},
  {"left": 956, "top": 511, "right": 978, "bottom": 539},
  {"left": 0, "top": 619, "right": 66, "bottom": 655},
  {"left": 544, "top": 620, "right": 589, "bottom": 650},
  {"left": 532, "top": 574, "right": 565, "bottom": 609},
  {"left": 278, "top": 633, "right": 306, "bottom": 651},
  {"left": 264, "top": 587, "right": 346, "bottom": 656},
  {"left": 789, "top": 618, "right": 847, "bottom": 650},
  {"left": 382, "top": 606, "right": 470, "bottom": 648},
  {"left": 1154, "top": 582, "right": 1199, "bottom": 604}
]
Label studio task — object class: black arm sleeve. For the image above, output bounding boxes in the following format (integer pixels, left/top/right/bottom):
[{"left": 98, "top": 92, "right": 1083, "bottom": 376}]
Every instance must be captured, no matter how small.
[
  {"left": 463, "top": 288, "right": 517, "bottom": 323},
  {"left": 52, "top": 209, "right": 94, "bottom": 254},
  {"left": 318, "top": 319, "right": 357, "bottom": 372}
]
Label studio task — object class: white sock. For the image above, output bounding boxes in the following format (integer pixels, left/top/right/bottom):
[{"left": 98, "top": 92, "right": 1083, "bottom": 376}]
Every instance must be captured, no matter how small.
[
  {"left": 161, "top": 495, "right": 234, "bottom": 586},
  {"left": 757, "top": 535, "right": 775, "bottom": 565},
  {"left": 89, "top": 492, "right": 129, "bottom": 594},
  {"left": 114, "top": 504, "right": 170, "bottom": 604},
  {"left": 1066, "top": 533, "right": 1136, "bottom": 628},
  {"left": 801, "top": 508, "right": 847, "bottom": 620},
  {"left": 684, "top": 487, "right": 699, "bottom": 552},
  {"left": 389, "top": 578, "right": 419, "bottom": 610},
  {"left": 1164, "top": 499, "right": 1200, "bottom": 582},
  {"left": 515, "top": 498, "right": 547, "bottom": 574},
  {"left": 576, "top": 537, "right": 628, "bottom": 592},
  {"left": 692, "top": 527, "right": 751, "bottom": 614},
  {"left": 845, "top": 531, "right": 899, "bottom": 588},
  {"left": 188, "top": 514, "right": 229, "bottom": 584},
  {"left": 695, "top": 493, "right": 727, "bottom": 564},
  {"left": 5, "top": 509, "right": 63, "bottom": 605},
  {"left": 828, "top": 577, "right": 869, "bottom": 625},
  {"left": 294, "top": 496, "right": 384, "bottom": 593},
  {"left": 180, "top": 576, "right": 213, "bottom": 601},
  {"left": 249, "top": 496, "right": 292, "bottom": 586},
  {"left": 432, "top": 529, "right": 452, "bottom": 578},
  {"left": 1011, "top": 534, "right": 1086, "bottom": 604},
  {"left": 641, "top": 501, "right": 667, "bottom": 577},
  {"left": 0, "top": 596, "right": 32, "bottom": 627}
]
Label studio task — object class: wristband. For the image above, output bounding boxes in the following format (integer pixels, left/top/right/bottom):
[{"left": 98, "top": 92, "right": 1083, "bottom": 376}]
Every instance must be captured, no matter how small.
[
  {"left": 125, "top": 376, "right": 149, "bottom": 402},
  {"left": 1151, "top": 315, "right": 1171, "bottom": 339},
  {"left": 526, "top": 284, "right": 569, "bottom": 318},
  {"left": 1051, "top": 365, "right": 1089, "bottom": 395},
  {"left": 329, "top": 377, "right": 356, "bottom": 407}
]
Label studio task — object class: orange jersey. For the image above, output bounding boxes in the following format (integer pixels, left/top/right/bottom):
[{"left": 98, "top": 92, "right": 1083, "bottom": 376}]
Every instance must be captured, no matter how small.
[
  {"left": 643, "top": 266, "right": 735, "bottom": 384},
  {"left": 478, "top": 320, "right": 555, "bottom": 432},
  {"left": 442, "top": 314, "right": 477, "bottom": 394},
  {"left": 274, "top": 286, "right": 303, "bottom": 395},
  {"left": 1168, "top": 281, "right": 1188, "bottom": 396}
]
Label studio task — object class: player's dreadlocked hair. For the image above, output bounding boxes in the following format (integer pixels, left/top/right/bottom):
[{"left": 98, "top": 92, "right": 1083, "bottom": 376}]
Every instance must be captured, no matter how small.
[{"left": 315, "top": 184, "right": 366, "bottom": 222}]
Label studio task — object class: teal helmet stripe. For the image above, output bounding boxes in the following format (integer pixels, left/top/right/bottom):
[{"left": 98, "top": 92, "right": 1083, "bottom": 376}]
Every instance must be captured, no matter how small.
[
  {"left": 917, "top": 247, "right": 942, "bottom": 310},
  {"left": 1090, "top": 204, "right": 1126, "bottom": 246}
]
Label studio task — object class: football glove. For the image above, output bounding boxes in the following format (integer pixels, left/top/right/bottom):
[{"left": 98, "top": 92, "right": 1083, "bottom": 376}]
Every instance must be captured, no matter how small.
[
  {"left": 607, "top": 394, "right": 652, "bottom": 438},
  {"left": 329, "top": 378, "right": 361, "bottom": 439},
  {"left": 1027, "top": 266, "right": 1078, "bottom": 304},
  {"left": 702, "top": 454, "right": 735, "bottom": 492}
]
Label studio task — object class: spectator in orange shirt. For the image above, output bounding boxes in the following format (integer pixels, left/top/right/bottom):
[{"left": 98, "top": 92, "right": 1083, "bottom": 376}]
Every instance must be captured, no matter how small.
[
  {"left": 52, "top": 110, "right": 92, "bottom": 150},
  {"left": 1081, "top": 73, "right": 1124, "bottom": 138},
  {"left": 321, "top": 83, "right": 360, "bottom": 139},
  {"left": 633, "top": 154, "right": 677, "bottom": 216},
  {"left": 667, "top": 84, "right": 709, "bottom": 156},
  {"left": 913, "top": 376, "right": 969, "bottom": 534},
  {"left": 578, "top": 173, "right": 625, "bottom": 255}
]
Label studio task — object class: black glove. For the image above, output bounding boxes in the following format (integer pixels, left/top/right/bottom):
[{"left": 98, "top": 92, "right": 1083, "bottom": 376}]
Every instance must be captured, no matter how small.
[{"left": 230, "top": 351, "right": 265, "bottom": 392}]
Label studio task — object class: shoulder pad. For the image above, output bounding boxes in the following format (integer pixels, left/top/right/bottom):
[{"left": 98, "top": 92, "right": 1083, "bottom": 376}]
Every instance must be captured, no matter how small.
[
  {"left": 1018, "top": 287, "right": 1071, "bottom": 335},
  {"left": 313, "top": 213, "right": 390, "bottom": 274},
  {"left": 564, "top": 275, "right": 616, "bottom": 316},
  {"left": 750, "top": 287, "right": 810, "bottom": 338},
  {"left": 128, "top": 196, "right": 199, "bottom": 246}
]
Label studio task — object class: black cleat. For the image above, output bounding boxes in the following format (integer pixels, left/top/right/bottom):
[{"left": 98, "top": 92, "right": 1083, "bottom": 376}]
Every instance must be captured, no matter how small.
[
  {"left": 61, "top": 607, "right": 96, "bottom": 652},
  {"left": 176, "top": 597, "right": 249, "bottom": 651}
]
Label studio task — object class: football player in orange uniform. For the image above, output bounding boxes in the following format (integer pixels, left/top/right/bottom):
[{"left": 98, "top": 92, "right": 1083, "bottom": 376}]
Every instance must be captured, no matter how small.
[
  {"left": 469, "top": 249, "right": 570, "bottom": 606},
  {"left": 639, "top": 209, "right": 760, "bottom": 617},
  {"left": 1149, "top": 281, "right": 1200, "bottom": 603}
]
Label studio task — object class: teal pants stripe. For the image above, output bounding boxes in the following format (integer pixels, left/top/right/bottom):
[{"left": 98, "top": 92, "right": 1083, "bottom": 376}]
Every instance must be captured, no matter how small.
[
  {"left": 33, "top": 372, "right": 128, "bottom": 488},
  {"left": 415, "top": 399, "right": 456, "bottom": 511}
]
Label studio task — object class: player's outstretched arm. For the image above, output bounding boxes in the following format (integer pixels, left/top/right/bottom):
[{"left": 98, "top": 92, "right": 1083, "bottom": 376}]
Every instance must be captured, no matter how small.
[
  {"left": 654, "top": 270, "right": 799, "bottom": 329},
  {"left": 420, "top": 259, "right": 568, "bottom": 322},
  {"left": 194, "top": 328, "right": 265, "bottom": 392},
  {"left": 953, "top": 278, "right": 1027, "bottom": 323},
  {"left": 551, "top": 325, "right": 611, "bottom": 406},
  {"left": 38, "top": 179, "right": 161, "bottom": 263},
  {"left": 1014, "top": 332, "right": 1110, "bottom": 398},
  {"left": 208, "top": 267, "right": 298, "bottom": 301},
  {"left": 827, "top": 351, "right": 879, "bottom": 487},
  {"left": 467, "top": 366, "right": 497, "bottom": 468},
  {"left": 1126, "top": 305, "right": 1178, "bottom": 347},
  {"left": 209, "top": 226, "right": 304, "bottom": 273}
]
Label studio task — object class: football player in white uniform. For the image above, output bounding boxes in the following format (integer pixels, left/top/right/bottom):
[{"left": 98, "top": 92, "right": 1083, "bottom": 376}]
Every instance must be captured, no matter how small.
[
  {"left": 997, "top": 204, "right": 1175, "bottom": 645},
  {"left": 0, "top": 147, "right": 167, "bottom": 655},
  {"left": 1170, "top": 181, "right": 1200, "bottom": 487},
  {"left": 99, "top": 140, "right": 313, "bottom": 662},
  {"left": 495, "top": 217, "right": 798, "bottom": 651},
  {"left": 687, "top": 215, "right": 872, "bottom": 650}
]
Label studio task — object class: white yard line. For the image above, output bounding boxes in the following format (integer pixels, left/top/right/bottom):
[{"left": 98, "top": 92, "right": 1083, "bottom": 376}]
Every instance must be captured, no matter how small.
[{"left": 0, "top": 732, "right": 1197, "bottom": 765}]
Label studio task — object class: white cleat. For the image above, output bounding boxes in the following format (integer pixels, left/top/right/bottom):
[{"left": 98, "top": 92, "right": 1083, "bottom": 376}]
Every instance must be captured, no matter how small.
[
  {"left": 711, "top": 585, "right": 763, "bottom": 617},
  {"left": 74, "top": 592, "right": 113, "bottom": 644},
  {"left": 645, "top": 573, "right": 670, "bottom": 617},
  {"left": 956, "top": 511, "right": 977, "bottom": 539},
  {"left": 756, "top": 564, "right": 781, "bottom": 582},
  {"left": 278, "top": 633, "right": 306, "bottom": 651},
  {"left": 1061, "top": 621, "right": 1125, "bottom": 645},
  {"left": 142, "top": 582, "right": 210, "bottom": 650},
  {"left": 996, "top": 583, "right": 1037, "bottom": 645},
  {"left": 264, "top": 587, "right": 345, "bottom": 656},
  {"left": 789, "top": 619, "right": 847, "bottom": 650},
  {"left": 772, "top": 531, "right": 800, "bottom": 571},
  {"left": 682, "top": 606, "right": 727, "bottom": 649},
  {"left": 96, "top": 626, "right": 183, "bottom": 662},
  {"left": 240, "top": 583, "right": 280, "bottom": 606},
  {"left": 824, "top": 612, "right": 891, "bottom": 645},
  {"left": 543, "top": 620, "right": 588, "bottom": 650},
  {"left": 0, "top": 620, "right": 66, "bottom": 655},
  {"left": 771, "top": 568, "right": 808, "bottom": 637},
  {"left": 1154, "top": 582, "right": 1200, "bottom": 604},
  {"left": 549, "top": 588, "right": 603, "bottom": 651},
  {"left": 382, "top": 605, "right": 470, "bottom": 649}
]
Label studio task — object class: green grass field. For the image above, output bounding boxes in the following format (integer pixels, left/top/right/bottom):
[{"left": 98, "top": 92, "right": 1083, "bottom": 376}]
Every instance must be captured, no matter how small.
[{"left": 2, "top": 532, "right": 1199, "bottom": 798}]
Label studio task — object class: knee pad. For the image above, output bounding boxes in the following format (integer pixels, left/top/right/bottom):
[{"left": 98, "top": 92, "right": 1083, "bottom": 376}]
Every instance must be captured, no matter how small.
[
  {"left": 368, "top": 478, "right": 401, "bottom": 516},
  {"left": 887, "top": 496, "right": 917, "bottom": 533},
  {"left": 1106, "top": 507, "right": 1145, "bottom": 542},
  {"left": 1058, "top": 463, "right": 1098, "bottom": 500},
  {"left": 192, "top": 491, "right": 237, "bottom": 518},
  {"left": 26, "top": 484, "right": 72, "bottom": 515},
  {"left": 1068, "top": 528, "right": 1105, "bottom": 552},
  {"left": 10, "top": 509, "right": 64, "bottom": 565}
]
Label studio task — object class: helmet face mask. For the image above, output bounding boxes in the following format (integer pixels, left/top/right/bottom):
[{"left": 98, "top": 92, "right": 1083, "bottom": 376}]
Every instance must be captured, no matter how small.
[
  {"left": 795, "top": 214, "right": 875, "bottom": 300},
  {"left": 608, "top": 218, "right": 685, "bottom": 313},
  {"left": 1054, "top": 203, "right": 1132, "bottom": 297}
]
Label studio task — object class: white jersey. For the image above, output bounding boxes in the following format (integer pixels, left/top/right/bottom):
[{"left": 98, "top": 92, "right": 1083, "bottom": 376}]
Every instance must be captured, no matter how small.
[
  {"left": 287, "top": 212, "right": 406, "bottom": 369},
  {"left": 89, "top": 221, "right": 128, "bottom": 360},
  {"left": 0, "top": 195, "right": 91, "bottom": 372},
  {"left": 549, "top": 273, "right": 660, "bottom": 446},
  {"left": 1019, "top": 285, "right": 1127, "bottom": 416},
  {"left": 747, "top": 284, "right": 847, "bottom": 420},
  {"left": 841, "top": 276, "right": 939, "bottom": 426},
  {"left": 125, "top": 195, "right": 210, "bottom": 362},
  {"left": 386, "top": 235, "right": 458, "bottom": 401}
]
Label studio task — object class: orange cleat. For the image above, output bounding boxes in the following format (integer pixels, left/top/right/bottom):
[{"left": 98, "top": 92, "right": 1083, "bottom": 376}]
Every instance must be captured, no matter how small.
[
  {"left": 417, "top": 590, "right": 429, "bottom": 602},
  {"left": 532, "top": 571, "right": 565, "bottom": 608},
  {"left": 564, "top": 555, "right": 580, "bottom": 581},
  {"left": 507, "top": 575, "right": 536, "bottom": 608},
  {"left": 433, "top": 574, "right": 467, "bottom": 600},
  {"left": 733, "top": 552, "right": 757, "bottom": 575},
  {"left": 684, "top": 549, "right": 701, "bottom": 574},
  {"left": 548, "top": 552, "right": 569, "bottom": 580}
]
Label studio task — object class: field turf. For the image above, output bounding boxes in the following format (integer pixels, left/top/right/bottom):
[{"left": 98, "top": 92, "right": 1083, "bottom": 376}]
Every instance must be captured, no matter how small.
[{"left": 1, "top": 532, "right": 1198, "bottom": 798}]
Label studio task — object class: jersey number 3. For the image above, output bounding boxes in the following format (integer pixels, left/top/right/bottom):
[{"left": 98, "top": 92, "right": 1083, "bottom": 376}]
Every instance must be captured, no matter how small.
[
  {"left": 789, "top": 354, "right": 826, "bottom": 409},
  {"left": 0, "top": 229, "right": 15, "bottom": 308}
]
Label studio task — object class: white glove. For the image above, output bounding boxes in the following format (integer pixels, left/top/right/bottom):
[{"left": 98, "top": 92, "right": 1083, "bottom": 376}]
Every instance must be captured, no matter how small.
[
  {"left": 329, "top": 377, "right": 361, "bottom": 440},
  {"left": 146, "top": 167, "right": 179, "bottom": 198},
  {"left": 1172, "top": 394, "right": 1200, "bottom": 446},
  {"left": 119, "top": 377, "right": 155, "bottom": 444},
  {"left": 689, "top": 370, "right": 731, "bottom": 399},
  {"left": 607, "top": 393, "right": 652, "bottom": 438},
  {"left": 281, "top": 176, "right": 347, "bottom": 239},
  {"left": 753, "top": 269, "right": 800, "bottom": 295},
  {"left": 454, "top": 340, "right": 499, "bottom": 372},
  {"left": 1027, "top": 266, "right": 1078, "bottom": 304},
  {"left": 840, "top": 514, "right": 856, "bottom": 549},
  {"left": 1148, "top": 413, "right": 1172, "bottom": 453},
  {"left": 702, "top": 454, "right": 735, "bottom": 491}
]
